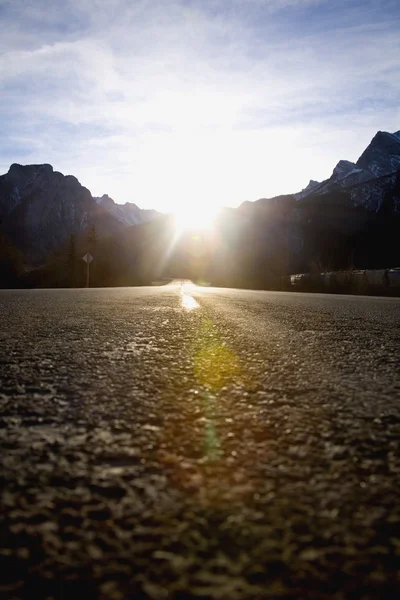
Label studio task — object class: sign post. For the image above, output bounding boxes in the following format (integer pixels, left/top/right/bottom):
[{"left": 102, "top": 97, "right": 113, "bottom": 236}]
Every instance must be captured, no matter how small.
[{"left": 82, "top": 253, "right": 94, "bottom": 288}]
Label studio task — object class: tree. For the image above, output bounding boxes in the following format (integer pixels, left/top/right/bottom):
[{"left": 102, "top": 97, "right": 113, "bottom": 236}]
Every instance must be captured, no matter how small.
[
  {"left": 66, "top": 233, "right": 77, "bottom": 287},
  {"left": 0, "top": 235, "right": 23, "bottom": 288},
  {"left": 88, "top": 225, "right": 97, "bottom": 254},
  {"left": 87, "top": 225, "right": 98, "bottom": 284}
]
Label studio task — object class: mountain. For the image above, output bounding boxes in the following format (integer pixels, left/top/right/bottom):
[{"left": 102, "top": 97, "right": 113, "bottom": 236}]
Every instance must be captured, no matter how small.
[
  {"left": 234, "top": 128, "right": 400, "bottom": 278},
  {"left": 295, "top": 129, "right": 400, "bottom": 210},
  {"left": 356, "top": 130, "right": 400, "bottom": 177},
  {"left": 296, "top": 179, "right": 320, "bottom": 199},
  {"left": 1, "top": 128, "right": 399, "bottom": 288},
  {"left": 295, "top": 162, "right": 373, "bottom": 201},
  {"left": 93, "top": 194, "right": 158, "bottom": 226},
  {"left": 82, "top": 127, "right": 400, "bottom": 289},
  {"left": 0, "top": 164, "right": 160, "bottom": 261}
]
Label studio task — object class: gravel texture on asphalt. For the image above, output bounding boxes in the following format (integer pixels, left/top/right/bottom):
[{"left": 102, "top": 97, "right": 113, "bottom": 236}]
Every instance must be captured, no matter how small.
[{"left": 1, "top": 285, "right": 400, "bottom": 600}]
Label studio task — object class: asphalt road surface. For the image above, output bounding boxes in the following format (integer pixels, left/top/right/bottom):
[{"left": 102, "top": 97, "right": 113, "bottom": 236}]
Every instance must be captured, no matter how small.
[{"left": 1, "top": 283, "right": 400, "bottom": 600}]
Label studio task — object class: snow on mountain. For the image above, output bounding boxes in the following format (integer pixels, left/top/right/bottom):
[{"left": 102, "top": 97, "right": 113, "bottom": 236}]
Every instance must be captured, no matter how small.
[
  {"left": 392, "top": 130, "right": 400, "bottom": 143},
  {"left": 295, "top": 161, "right": 373, "bottom": 200},
  {"left": 295, "top": 129, "right": 400, "bottom": 205},
  {"left": 329, "top": 160, "right": 373, "bottom": 187},
  {"left": 331, "top": 160, "right": 362, "bottom": 180},
  {"left": 347, "top": 171, "right": 398, "bottom": 212},
  {"left": 356, "top": 130, "right": 400, "bottom": 177},
  {"left": 294, "top": 179, "right": 320, "bottom": 200}
]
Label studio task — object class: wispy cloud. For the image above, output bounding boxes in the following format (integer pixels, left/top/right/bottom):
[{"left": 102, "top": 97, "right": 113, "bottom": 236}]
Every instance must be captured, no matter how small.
[{"left": 0, "top": 0, "right": 399, "bottom": 211}]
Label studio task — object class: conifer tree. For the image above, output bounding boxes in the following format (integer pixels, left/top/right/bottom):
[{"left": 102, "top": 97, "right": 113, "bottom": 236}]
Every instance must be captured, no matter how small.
[{"left": 67, "top": 233, "right": 77, "bottom": 287}]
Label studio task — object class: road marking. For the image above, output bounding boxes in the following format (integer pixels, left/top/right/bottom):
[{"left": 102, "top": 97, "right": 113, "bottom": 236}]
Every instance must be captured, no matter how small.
[{"left": 181, "top": 292, "right": 200, "bottom": 311}]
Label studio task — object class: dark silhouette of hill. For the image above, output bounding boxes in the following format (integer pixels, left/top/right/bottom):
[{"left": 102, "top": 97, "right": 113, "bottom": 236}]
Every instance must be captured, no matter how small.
[
  {"left": 1, "top": 129, "right": 399, "bottom": 289},
  {"left": 0, "top": 163, "right": 160, "bottom": 264}
]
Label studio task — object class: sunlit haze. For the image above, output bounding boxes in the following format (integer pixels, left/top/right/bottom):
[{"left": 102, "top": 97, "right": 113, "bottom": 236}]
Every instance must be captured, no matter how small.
[
  {"left": 174, "top": 205, "right": 220, "bottom": 232},
  {"left": 1, "top": 0, "right": 399, "bottom": 214}
]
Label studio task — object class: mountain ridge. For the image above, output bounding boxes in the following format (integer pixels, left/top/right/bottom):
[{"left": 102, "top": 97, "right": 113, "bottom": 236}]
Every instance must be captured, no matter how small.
[
  {"left": 0, "top": 127, "right": 399, "bottom": 273},
  {"left": 0, "top": 163, "right": 161, "bottom": 261},
  {"left": 93, "top": 194, "right": 159, "bottom": 226},
  {"left": 293, "top": 128, "right": 400, "bottom": 207}
]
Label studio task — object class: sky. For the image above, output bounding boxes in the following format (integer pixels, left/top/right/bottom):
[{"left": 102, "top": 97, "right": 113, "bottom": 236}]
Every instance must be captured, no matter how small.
[{"left": 0, "top": 0, "right": 399, "bottom": 213}]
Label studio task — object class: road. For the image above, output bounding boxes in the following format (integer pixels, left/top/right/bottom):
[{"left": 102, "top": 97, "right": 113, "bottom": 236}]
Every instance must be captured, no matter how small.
[{"left": 1, "top": 284, "right": 400, "bottom": 599}]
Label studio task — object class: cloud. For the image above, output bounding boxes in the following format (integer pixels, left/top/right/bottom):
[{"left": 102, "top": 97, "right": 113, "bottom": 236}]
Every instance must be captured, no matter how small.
[{"left": 0, "top": 0, "right": 399, "bottom": 211}]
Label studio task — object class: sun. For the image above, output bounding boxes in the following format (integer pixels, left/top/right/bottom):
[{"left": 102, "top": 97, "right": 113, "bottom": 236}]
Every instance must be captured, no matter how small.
[{"left": 174, "top": 207, "right": 219, "bottom": 233}]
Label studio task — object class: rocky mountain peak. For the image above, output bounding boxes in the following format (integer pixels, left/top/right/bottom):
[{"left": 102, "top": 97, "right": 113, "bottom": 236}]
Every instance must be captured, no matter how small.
[
  {"left": 94, "top": 194, "right": 158, "bottom": 226},
  {"left": 304, "top": 179, "right": 319, "bottom": 191},
  {"left": 94, "top": 194, "right": 115, "bottom": 208},
  {"left": 295, "top": 128, "right": 400, "bottom": 208},
  {"left": 5, "top": 163, "right": 53, "bottom": 188},
  {"left": 331, "top": 160, "right": 359, "bottom": 180},
  {"left": 9, "top": 162, "right": 53, "bottom": 174},
  {"left": 0, "top": 164, "right": 161, "bottom": 261},
  {"left": 356, "top": 129, "right": 400, "bottom": 177},
  {"left": 294, "top": 179, "right": 320, "bottom": 200}
]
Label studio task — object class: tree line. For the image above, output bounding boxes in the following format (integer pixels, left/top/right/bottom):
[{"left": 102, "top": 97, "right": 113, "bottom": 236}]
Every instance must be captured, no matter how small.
[{"left": 1, "top": 187, "right": 400, "bottom": 289}]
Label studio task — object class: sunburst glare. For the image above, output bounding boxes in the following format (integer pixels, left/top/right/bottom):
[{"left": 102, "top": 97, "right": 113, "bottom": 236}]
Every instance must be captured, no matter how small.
[{"left": 174, "top": 207, "right": 219, "bottom": 233}]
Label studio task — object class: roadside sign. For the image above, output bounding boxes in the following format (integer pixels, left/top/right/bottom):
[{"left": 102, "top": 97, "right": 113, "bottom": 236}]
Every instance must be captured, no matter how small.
[
  {"left": 82, "top": 253, "right": 94, "bottom": 287},
  {"left": 82, "top": 253, "right": 93, "bottom": 264}
]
